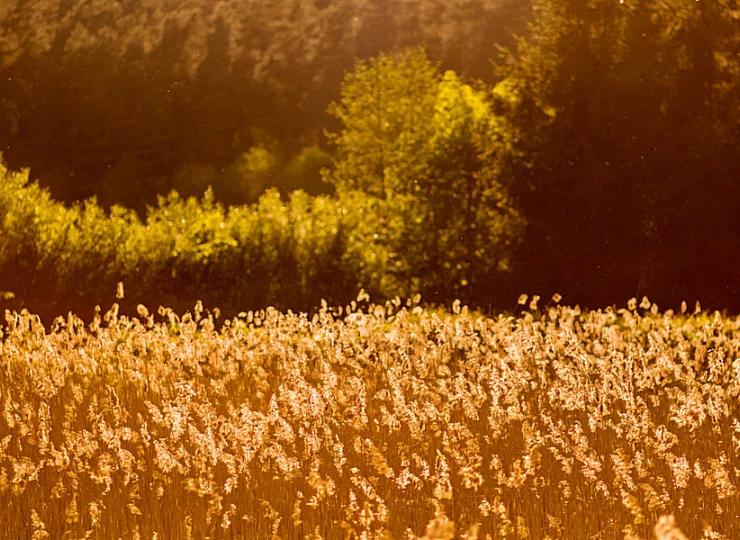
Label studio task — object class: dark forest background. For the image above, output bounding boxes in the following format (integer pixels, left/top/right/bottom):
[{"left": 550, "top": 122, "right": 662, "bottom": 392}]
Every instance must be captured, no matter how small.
[{"left": 1, "top": 0, "right": 739, "bottom": 321}]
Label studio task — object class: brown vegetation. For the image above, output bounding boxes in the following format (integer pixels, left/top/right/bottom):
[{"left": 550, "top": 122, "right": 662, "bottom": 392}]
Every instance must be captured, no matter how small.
[{"left": 0, "top": 295, "right": 737, "bottom": 538}]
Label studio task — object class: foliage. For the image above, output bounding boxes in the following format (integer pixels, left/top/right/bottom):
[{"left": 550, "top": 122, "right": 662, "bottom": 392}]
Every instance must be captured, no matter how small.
[
  {"left": 326, "top": 49, "right": 441, "bottom": 198},
  {"left": 1, "top": 158, "right": 509, "bottom": 320},
  {"left": 169, "top": 144, "right": 334, "bottom": 208},
  {"left": 327, "top": 49, "right": 524, "bottom": 302},
  {"left": 280, "top": 146, "right": 335, "bottom": 196},
  {"left": 0, "top": 159, "right": 357, "bottom": 320},
  {"left": 0, "top": 298, "right": 736, "bottom": 537},
  {"left": 0, "top": 0, "right": 533, "bottom": 204},
  {"left": 495, "top": 0, "right": 740, "bottom": 307}
]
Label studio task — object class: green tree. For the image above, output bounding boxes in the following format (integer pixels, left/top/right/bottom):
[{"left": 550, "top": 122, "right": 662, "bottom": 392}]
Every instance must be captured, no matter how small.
[
  {"left": 326, "top": 49, "right": 439, "bottom": 198},
  {"left": 327, "top": 49, "right": 523, "bottom": 302}
]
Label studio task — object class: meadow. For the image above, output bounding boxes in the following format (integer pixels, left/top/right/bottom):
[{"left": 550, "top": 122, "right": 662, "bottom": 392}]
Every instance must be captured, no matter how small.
[{"left": 0, "top": 293, "right": 737, "bottom": 539}]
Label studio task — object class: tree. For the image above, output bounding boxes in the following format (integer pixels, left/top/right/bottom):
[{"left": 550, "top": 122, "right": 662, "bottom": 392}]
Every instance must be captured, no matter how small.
[
  {"left": 495, "top": 0, "right": 740, "bottom": 308},
  {"left": 327, "top": 49, "right": 523, "bottom": 302}
]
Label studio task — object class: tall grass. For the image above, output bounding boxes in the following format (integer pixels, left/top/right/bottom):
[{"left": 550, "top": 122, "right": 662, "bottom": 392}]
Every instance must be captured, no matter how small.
[{"left": 0, "top": 296, "right": 737, "bottom": 538}]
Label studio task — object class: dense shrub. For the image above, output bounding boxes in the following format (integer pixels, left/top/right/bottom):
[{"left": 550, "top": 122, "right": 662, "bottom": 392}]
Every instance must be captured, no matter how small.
[
  {"left": 1, "top": 158, "right": 507, "bottom": 322},
  {"left": 0, "top": 160, "right": 359, "bottom": 321}
]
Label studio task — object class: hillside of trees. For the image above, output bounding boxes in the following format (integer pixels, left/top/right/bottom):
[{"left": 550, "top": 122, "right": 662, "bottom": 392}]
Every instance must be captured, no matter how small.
[
  {"left": 1, "top": 0, "right": 739, "bottom": 320},
  {"left": 0, "top": 0, "right": 530, "bottom": 206}
]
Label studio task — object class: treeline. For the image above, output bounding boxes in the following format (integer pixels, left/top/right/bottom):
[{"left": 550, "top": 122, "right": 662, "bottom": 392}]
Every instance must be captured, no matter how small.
[
  {"left": 1, "top": 45, "right": 527, "bottom": 320},
  {"left": 1, "top": 0, "right": 740, "bottom": 318},
  {"left": 0, "top": 0, "right": 530, "bottom": 208}
]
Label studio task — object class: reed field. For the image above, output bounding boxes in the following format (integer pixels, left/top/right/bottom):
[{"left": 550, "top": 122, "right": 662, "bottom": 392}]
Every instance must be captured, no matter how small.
[{"left": 0, "top": 293, "right": 738, "bottom": 539}]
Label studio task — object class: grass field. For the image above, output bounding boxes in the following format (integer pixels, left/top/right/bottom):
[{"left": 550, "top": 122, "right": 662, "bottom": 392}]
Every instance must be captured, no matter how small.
[{"left": 0, "top": 295, "right": 737, "bottom": 539}]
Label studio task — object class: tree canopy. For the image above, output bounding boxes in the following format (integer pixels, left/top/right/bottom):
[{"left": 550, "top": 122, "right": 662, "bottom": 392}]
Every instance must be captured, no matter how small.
[
  {"left": 327, "top": 49, "right": 524, "bottom": 302},
  {"left": 0, "top": 0, "right": 533, "bottom": 208},
  {"left": 496, "top": 0, "right": 740, "bottom": 307}
]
